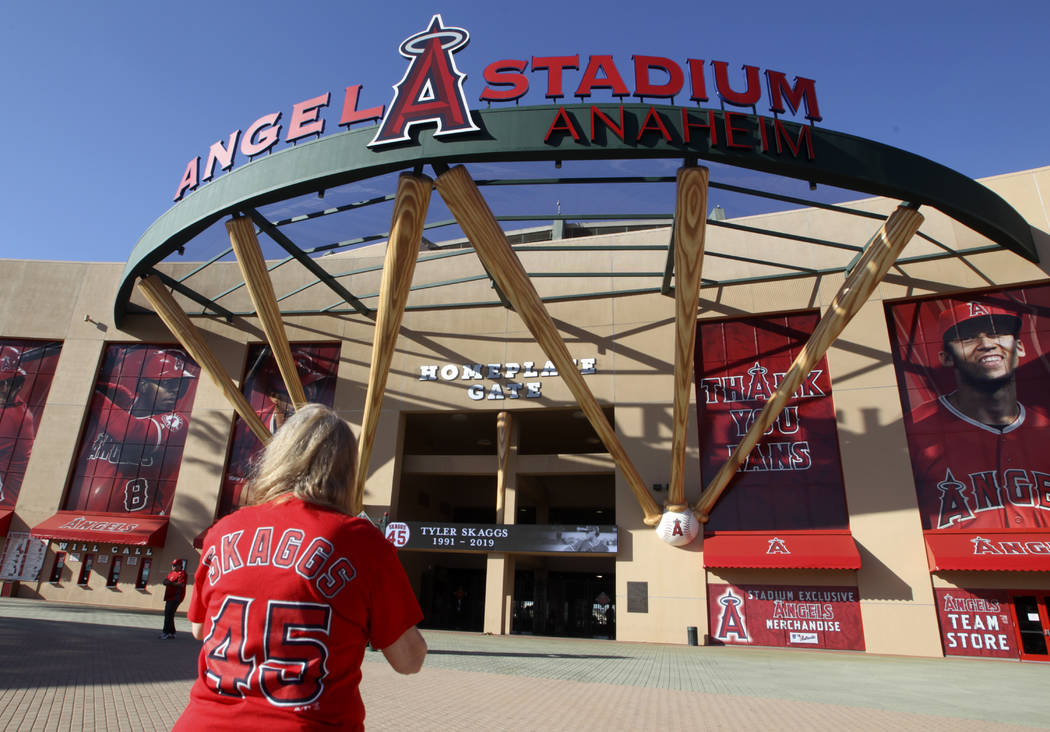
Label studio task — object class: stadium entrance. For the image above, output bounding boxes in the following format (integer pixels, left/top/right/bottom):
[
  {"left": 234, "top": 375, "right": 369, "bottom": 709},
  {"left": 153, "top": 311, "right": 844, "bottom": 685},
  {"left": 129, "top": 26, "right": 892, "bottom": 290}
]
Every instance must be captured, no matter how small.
[
  {"left": 416, "top": 555, "right": 486, "bottom": 632},
  {"left": 511, "top": 559, "right": 615, "bottom": 639}
]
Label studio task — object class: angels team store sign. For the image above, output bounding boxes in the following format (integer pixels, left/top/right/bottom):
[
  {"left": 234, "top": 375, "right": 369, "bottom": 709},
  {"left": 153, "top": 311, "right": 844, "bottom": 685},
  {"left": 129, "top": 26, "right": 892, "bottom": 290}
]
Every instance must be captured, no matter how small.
[{"left": 174, "top": 14, "right": 821, "bottom": 201}]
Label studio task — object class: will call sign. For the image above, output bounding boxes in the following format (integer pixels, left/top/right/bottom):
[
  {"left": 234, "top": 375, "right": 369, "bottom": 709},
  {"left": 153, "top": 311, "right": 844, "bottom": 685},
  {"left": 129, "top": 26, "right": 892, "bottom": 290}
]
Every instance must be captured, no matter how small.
[{"left": 175, "top": 15, "right": 822, "bottom": 201}]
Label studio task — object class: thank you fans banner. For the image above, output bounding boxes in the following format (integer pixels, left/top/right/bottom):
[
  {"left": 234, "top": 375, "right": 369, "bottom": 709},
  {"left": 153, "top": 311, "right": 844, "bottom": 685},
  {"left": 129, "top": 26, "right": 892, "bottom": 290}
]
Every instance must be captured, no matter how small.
[{"left": 696, "top": 312, "right": 851, "bottom": 531}]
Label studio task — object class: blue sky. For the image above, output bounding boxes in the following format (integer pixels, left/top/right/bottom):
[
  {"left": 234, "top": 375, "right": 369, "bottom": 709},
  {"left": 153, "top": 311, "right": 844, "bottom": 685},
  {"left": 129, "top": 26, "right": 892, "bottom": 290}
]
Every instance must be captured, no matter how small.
[{"left": 2, "top": 0, "right": 1048, "bottom": 262}]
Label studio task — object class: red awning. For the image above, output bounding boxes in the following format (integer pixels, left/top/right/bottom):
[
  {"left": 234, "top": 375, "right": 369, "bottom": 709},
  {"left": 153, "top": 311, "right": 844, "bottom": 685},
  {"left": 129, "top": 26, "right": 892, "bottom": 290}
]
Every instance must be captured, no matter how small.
[
  {"left": 31, "top": 512, "right": 169, "bottom": 547},
  {"left": 703, "top": 530, "right": 861, "bottom": 570},
  {"left": 924, "top": 531, "right": 1050, "bottom": 572},
  {"left": 0, "top": 509, "right": 12, "bottom": 536}
]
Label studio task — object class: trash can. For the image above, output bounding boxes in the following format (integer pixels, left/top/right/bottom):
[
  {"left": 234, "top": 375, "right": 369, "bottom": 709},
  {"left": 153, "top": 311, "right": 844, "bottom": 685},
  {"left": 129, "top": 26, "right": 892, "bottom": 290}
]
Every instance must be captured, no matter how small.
[{"left": 687, "top": 626, "right": 698, "bottom": 646}]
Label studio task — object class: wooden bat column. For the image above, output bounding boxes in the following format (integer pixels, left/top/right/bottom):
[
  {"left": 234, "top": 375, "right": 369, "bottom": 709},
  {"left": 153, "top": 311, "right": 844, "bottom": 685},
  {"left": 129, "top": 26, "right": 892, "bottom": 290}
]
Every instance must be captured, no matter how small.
[
  {"left": 436, "top": 165, "right": 663, "bottom": 525},
  {"left": 667, "top": 166, "right": 709, "bottom": 512},
  {"left": 353, "top": 173, "right": 432, "bottom": 514},
  {"left": 692, "top": 203, "right": 924, "bottom": 522},
  {"left": 227, "top": 216, "right": 308, "bottom": 410},
  {"left": 137, "top": 273, "right": 271, "bottom": 443}
]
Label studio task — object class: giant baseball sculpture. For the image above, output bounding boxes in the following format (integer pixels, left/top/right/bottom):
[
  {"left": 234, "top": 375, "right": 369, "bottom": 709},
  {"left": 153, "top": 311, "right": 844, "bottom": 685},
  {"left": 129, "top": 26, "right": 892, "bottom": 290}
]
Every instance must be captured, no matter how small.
[
  {"left": 666, "top": 166, "right": 709, "bottom": 514},
  {"left": 353, "top": 173, "right": 432, "bottom": 514},
  {"left": 227, "top": 215, "right": 309, "bottom": 410}
]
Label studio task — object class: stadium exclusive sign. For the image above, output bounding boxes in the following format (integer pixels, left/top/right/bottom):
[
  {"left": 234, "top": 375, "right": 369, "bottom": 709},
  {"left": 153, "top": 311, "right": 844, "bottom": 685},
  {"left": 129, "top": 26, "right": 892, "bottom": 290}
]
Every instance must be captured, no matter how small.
[
  {"left": 384, "top": 521, "right": 617, "bottom": 554},
  {"left": 173, "top": 14, "right": 823, "bottom": 201},
  {"left": 708, "top": 583, "right": 865, "bottom": 651}
]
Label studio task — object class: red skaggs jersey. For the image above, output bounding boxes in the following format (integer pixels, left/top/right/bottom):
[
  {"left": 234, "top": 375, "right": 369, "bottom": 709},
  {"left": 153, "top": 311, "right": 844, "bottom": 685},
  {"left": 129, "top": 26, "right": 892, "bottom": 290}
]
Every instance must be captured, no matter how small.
[
  {"left": 907, "top": 394, "right": 1050, "bottom": 530},
  {"left": 177, "top": 497, "right": 423, "bottom": 731},
  {"left": 65, "top": 385, "right": 189, "bottom": 515}
]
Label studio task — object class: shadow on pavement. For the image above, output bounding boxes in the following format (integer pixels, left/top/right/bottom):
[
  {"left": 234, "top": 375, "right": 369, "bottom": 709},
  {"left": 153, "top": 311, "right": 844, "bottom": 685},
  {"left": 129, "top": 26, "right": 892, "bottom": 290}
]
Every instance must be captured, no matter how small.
[
  {"left": 0, "top": 617, "right": 199, "bottom": 691},
  {"left": 427, "top": 649, "right": 627, "bottom": 660}
]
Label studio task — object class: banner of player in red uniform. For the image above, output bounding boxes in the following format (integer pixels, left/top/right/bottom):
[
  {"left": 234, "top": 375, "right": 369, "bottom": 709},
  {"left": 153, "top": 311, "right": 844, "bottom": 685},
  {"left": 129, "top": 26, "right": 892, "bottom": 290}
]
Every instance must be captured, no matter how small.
[
  {"left": 695, "top": 312, "right": 850, "bottom": 530},
  {"left": 886, "top": 283, "right": 1050, "bottom": 531},
  {"left": 63, "top": 345, "right": 200, "bottom": 516},
  {"left": 216, "top": 344, "right": 339, "bottom": 518},
  {"left": 0, "top": 340, "right": 61, "bottom": 509},
  {"left": 708, "top": 582, "right": 864, "bottom": 650}
]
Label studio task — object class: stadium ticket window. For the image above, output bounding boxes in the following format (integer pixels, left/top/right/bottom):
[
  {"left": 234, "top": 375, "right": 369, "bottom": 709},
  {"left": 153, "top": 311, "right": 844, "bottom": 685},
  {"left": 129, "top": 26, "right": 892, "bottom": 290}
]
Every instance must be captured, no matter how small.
[
  {"left": 135, "top": 558, "right": 152, "bottom": 590},
  {"left": 1011, "top": 595, "right": 1050, "bottom": 661},
  {"left": 49, "top": 552, "right": 66, "bottom": 583},
  {"left": 106, "top": 557, "right": 122, "bottom": 588},
  {"left": 77, "top": 554, "right": 94, "bottom": 586}
]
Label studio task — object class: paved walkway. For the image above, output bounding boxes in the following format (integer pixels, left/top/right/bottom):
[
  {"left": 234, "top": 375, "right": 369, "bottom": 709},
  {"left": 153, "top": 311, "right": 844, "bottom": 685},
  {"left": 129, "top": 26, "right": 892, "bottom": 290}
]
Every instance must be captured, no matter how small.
[{"left": 0, "top": 597, "right": 1046, "bottom": 730}]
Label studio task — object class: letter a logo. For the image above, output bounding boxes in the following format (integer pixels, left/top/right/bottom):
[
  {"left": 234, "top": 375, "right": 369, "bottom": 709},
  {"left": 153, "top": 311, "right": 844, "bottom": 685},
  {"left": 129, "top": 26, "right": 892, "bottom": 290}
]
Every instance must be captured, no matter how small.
[
  {"left": 369, "top": 15, "right": 480, "bottom": 147},
  {"left": 714, "top": 588, "right": 749, "bottom": 642}
]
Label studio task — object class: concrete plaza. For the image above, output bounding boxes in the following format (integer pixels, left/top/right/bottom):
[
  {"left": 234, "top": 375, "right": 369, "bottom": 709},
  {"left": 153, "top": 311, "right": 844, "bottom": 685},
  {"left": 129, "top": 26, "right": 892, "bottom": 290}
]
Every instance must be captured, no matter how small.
[{"left": 0, "top": 597, "right": 1045, "bottom": 731}]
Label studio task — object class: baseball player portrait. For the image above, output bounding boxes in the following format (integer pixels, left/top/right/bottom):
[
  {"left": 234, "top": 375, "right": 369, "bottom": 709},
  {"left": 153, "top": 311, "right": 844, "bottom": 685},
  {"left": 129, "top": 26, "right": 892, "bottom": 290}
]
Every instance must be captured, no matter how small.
[
  {"left": 0, "top": 341, "right": 61, "bottom": 508},
  {"left": 218, "top": 345, "right": 338, "bottom": 518},
  {"left": 891, "top": 292, "right": 1050, "bottom": 531},
  {"left": 64, "top": 345, "right": 200, "bottom": 516}
]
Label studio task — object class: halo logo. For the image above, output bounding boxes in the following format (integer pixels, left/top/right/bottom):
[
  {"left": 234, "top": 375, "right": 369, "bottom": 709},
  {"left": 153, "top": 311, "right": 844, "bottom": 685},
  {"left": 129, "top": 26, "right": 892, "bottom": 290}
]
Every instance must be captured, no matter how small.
[{"left": 369, "top": 14, "right": 480, "bottom": 147}]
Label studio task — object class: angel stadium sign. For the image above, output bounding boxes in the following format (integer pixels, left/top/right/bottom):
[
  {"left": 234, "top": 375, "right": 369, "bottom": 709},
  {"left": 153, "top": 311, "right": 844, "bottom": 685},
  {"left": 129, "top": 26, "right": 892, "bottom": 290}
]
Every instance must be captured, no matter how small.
[{"left": 174, "top": 14, "right": 822, "bottom": 201}]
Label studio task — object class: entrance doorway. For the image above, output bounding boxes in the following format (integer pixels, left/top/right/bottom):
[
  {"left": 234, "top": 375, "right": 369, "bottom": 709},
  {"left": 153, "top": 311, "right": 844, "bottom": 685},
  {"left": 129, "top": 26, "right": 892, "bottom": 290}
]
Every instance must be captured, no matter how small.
[
  {"left": 418, "top": 563, "right": 485, "bottom": 632},
  {"left": 1011, "top": 594, "right": 1050, "bottom": 661},
  {"left": 512, "top": 567, "right": 614, "bottom": 639}
]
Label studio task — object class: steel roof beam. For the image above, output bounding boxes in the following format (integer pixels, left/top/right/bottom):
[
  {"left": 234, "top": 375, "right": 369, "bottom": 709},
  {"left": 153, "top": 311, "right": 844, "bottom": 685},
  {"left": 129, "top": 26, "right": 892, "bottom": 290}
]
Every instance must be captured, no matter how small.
[
  {"left": 145, "top": 269, "right": 235, "bottom": 321},
  {"left": 245, "top": 208, "right": 371, "bottom": 316}
]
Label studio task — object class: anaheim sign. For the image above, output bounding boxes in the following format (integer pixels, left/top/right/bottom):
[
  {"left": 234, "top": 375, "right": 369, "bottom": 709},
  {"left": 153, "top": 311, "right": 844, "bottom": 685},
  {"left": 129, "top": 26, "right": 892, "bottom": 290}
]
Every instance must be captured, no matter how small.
[{"left": 174, "top": 14, "right": 822, "bottom": 201}]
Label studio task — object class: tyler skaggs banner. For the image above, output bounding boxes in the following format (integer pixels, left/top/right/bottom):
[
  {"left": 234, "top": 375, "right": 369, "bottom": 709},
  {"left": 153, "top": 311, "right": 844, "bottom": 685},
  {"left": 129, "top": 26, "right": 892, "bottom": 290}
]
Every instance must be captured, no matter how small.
[
  {"left": 695, "top": 312, "right": 850, "bottom": 531},
  {"left": 384, "top": 522, "right": 617, "bottom": 554},
  {"left": 708, "top": 583, "right": 865, "bottom": 650}
]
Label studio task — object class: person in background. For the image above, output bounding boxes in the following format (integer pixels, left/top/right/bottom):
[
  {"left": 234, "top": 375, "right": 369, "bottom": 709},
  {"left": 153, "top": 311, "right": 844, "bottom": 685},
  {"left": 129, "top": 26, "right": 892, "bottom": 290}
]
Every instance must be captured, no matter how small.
[
  {"left": 161, "top": 558, "right": 187, "bottom": 639},
  {"left": 174, "top": 404, "right": 426, "bottom": 731}
]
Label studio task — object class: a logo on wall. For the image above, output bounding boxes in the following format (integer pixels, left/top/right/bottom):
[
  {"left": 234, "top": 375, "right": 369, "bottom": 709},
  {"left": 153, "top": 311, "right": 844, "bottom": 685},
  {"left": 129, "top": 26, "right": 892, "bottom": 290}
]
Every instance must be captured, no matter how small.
[
  {"left": 369, "top": 14, "right": 480, "bottom": 147},
  {"left": 713, "top": 588, "right": 749, "bottom": 643},
  {"left": 385, "top": 521, "right": 410, "bottom": 548},
  {"left": 767, "top": 536, "right": 790, "bottom": 554}
]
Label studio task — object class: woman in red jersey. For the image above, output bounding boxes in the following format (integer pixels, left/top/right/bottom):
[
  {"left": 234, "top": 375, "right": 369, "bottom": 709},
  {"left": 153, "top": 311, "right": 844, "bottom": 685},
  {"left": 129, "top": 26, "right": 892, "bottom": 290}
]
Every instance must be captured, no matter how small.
[{"left": 175, "top": 404, "right": 426, "bottom": 730}]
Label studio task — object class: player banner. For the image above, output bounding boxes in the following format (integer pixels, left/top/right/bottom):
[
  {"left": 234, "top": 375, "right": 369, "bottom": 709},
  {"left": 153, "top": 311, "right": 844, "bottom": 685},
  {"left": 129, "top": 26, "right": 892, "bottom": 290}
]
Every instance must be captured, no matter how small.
[
  {"left": 708, "top": 582, "right": 864, "bottom": 650},
  {"left": 217, "top": 344, "right": 339, "bottom": 518},
  {"left": 63, "top": 345, "right": 200, "bottom": 516},
  {"left": 933, "top": 587, "right": 1018, "bottom": 659},
  {"left": 0, "top": 340, "right": 61, "bottom": 509},
  {"left": 885, "top": 283, "right": 1050, "bottom": 531},
  {"left": 696, "top": 312, "right": 849, "bottom": 531},
  {"left": 384, "top": 521, "right": 617, "bottom": 554}
]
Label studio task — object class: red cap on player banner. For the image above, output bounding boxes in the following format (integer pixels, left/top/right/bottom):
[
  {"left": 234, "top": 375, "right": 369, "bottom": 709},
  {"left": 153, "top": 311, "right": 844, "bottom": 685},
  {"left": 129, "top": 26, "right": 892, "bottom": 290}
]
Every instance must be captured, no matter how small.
[
  {"left": 0, "top": 346, "right": 26, "bottom": 380},
  {"left": 937, "top": 301, "right": 1021, "bottom": 341},
  {"left": 122, "top": 347, "right": 194, "bottom": 380}
]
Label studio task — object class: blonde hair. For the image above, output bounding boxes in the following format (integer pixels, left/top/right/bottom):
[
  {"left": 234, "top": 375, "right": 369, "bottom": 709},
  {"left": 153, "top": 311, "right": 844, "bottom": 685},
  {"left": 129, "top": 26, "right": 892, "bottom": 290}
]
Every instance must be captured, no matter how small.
[{"left": 247, "top": 403, "right": 358, "bottom": 513}]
